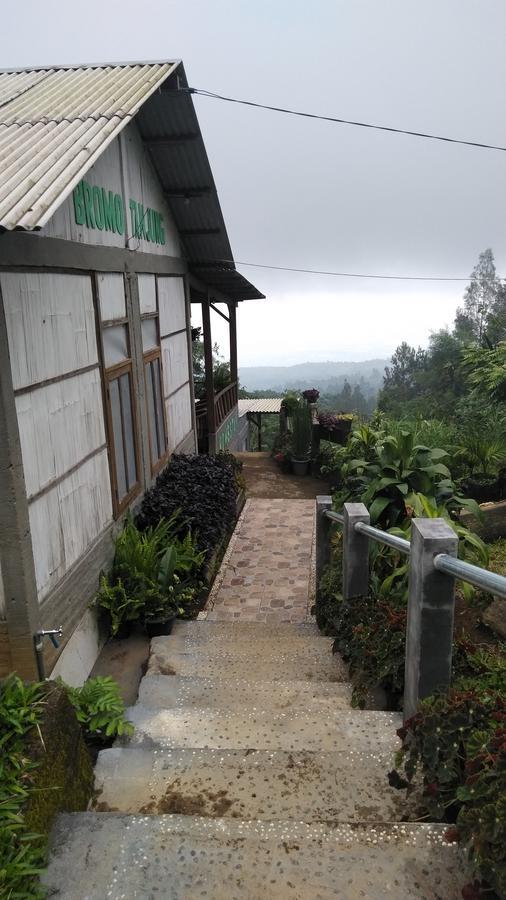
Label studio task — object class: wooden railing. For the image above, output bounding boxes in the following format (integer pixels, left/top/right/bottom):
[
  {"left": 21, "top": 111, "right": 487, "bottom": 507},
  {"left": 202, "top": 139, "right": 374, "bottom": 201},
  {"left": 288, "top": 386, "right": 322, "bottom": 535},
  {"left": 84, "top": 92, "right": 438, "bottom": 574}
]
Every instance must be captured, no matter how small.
[
  {"left": 214, "top": 381, "right": 238, "bottom": 427},
  {"left": 195, "top": 381, "right": 238, "bottom": 452}
]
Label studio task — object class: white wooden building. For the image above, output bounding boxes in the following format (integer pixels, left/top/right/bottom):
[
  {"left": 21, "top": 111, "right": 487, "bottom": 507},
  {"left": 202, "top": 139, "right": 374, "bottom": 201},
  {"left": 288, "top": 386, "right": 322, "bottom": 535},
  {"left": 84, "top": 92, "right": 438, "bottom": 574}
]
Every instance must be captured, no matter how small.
[{"left": 0, "top": 61, "right": 263, "bottom": 683}]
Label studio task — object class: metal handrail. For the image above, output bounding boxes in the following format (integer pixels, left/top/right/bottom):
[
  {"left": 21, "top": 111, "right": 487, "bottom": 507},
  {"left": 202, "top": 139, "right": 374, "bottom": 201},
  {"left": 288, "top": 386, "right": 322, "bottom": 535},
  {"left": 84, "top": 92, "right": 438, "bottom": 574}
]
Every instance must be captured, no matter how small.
[
  {"left": 435, "top": 553, "right": 506, "bottom": 599},
  {"left": 325, "top": 510, "right": 344, "bottom": 524},
  {"left": 324, "top": 507, "right": 506, "bottom": 596},
  {"left": 354, "top": 521, "right": 411, "bottom": 555}
]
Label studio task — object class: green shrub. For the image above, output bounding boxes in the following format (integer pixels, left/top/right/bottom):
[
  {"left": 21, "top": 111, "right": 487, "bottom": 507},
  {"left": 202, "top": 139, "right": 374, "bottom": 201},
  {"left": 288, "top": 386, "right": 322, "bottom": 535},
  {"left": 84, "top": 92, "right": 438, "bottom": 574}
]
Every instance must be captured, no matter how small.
[
  {"left": 96, "top": 516, "right": 205, "bottom": 634},
  {"left": 392, "top": 643, "right": 506, "bottom": 897},
  {"left": 136, "top": 453, "right": 241, "bottom": 558},
  {"left": 62, "top": 676, "right": 133, "bottom": 743},
  {"left": 0, "top": 675, "right": 46, "bottom": 899},
  {"left": 290, "top": 402, "right": 312, "bottom": 460}
]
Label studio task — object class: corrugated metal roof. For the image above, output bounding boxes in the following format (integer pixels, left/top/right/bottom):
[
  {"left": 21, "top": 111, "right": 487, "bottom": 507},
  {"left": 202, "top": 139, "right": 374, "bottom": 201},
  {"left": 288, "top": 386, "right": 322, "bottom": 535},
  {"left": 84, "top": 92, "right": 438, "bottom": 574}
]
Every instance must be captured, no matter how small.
[
  {"left": 0, "top": 63, "right": 178, "bottom": 230},
  {"left": 0, "top": 61, "right": 264, "bottom": 302},
  {"left": 238, "top": 399, "right": 283, "bottom": 415}
]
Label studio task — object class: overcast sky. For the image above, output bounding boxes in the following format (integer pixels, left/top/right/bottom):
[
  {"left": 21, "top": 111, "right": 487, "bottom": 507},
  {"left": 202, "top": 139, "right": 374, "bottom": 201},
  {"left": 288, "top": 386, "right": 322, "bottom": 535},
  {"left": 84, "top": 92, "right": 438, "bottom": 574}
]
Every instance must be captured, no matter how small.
[{"left": 2, "top": 1, "right": 506, "bottom": 366}]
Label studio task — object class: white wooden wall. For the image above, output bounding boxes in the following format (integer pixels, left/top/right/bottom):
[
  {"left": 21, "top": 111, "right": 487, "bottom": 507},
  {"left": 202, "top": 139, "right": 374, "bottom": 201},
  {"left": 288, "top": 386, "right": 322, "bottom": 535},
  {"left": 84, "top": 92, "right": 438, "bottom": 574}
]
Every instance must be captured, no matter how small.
[
  {"left": 0, "top": 272, "right": 113, "bottom": 602},
  {"left": 158, "top": 276, "right": 193, "bottom": 451},
  {"left": 41, "top": 122, "right": 180, "bottom": 258}
]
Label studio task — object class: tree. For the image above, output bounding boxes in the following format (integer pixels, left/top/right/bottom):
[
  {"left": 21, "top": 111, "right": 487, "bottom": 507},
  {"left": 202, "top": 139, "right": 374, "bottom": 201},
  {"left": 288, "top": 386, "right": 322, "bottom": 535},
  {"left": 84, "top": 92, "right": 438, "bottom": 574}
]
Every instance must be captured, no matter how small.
[
  {"left": 191, "top": 328, "right": 230, "bottom": 398},
  {"left": 487, "top": 282, "right": 506, "bottom": 345},
  {"left": 454, "top": 249, "right": 502, "bottom": 345}
]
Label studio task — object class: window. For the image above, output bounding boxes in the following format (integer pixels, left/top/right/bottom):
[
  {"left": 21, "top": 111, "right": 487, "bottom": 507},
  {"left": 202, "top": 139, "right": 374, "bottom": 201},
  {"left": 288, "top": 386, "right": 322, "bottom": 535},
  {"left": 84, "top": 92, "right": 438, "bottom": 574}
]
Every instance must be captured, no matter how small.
[
  {"left": 97, "top": 273, "right": 140, "bottom": 514},
  {"left": 137, "top": 274, "right": 168, "bottom": 472}
]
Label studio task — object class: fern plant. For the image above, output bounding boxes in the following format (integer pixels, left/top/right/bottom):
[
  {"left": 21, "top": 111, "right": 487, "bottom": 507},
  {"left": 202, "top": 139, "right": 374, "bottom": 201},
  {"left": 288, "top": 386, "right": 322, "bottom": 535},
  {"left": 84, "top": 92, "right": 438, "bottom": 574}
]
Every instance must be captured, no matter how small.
[
  {"left": 95, "top": 514, "right": 204, "bottom": 634},
  {"left": 62, "top": 676, "right": 133, "bottom": 742},
  {"left": 0, "top": 675, "right": 47, "bottom": 898}
]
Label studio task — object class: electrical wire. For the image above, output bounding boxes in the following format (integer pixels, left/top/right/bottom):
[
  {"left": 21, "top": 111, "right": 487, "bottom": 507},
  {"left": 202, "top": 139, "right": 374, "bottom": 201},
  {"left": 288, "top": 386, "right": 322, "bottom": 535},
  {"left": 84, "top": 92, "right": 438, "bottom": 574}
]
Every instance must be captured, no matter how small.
[
  {"left": 185, "top": 88, "right": 506, "bottom": 154},
  {"left": 199, "top": 257, "right": 505, "bottom": 283}
]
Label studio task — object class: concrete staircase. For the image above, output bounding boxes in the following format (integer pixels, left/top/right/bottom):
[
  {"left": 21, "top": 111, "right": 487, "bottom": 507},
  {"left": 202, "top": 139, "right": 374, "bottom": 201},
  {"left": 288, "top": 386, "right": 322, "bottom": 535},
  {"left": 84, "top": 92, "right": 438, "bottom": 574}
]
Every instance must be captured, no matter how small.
[{"left": 43, "top": 621, "right": 468, "bottom": 898}]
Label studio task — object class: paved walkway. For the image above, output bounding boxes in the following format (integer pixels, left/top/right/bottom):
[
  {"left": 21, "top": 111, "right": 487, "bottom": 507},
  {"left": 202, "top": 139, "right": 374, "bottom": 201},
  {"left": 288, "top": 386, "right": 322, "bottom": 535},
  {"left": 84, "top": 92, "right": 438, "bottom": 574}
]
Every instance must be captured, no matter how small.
[
  {"left": 234, "top": 451, "right": 327, "bottom": 499},
  {"left": 203, "top": 498, "right": 316, "bottom": 624}
]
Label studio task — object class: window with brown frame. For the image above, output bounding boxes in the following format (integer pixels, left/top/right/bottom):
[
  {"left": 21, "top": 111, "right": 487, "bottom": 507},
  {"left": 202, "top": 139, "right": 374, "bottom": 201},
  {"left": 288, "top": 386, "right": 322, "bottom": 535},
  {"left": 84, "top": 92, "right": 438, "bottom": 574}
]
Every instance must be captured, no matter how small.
[
  {"left": 141, "top": 310, "right": 168, "bottom": 472},
  {"left": 98, "top": 274, "right": 141, "bottom": 515}
]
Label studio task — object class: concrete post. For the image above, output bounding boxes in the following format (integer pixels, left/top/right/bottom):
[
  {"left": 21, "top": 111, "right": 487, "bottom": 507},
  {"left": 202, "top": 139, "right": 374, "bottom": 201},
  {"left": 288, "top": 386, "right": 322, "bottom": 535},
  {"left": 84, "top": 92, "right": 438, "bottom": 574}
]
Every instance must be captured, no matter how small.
[
  {"left": 315, "top": 496, "right": 333, "bottom": 599},
  {"left": 342, "top": 503, "right": 370, "bottom": 600},
  {"left": 403, "top": 518, "right": 458, "bottom": 721}
]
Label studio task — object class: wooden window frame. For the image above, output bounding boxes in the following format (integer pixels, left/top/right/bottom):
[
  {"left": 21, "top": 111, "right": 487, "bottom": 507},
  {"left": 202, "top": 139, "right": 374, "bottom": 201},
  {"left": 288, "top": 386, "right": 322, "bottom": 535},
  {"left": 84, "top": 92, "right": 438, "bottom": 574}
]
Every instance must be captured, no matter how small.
[
  {"left": 141, "top": 285, "right": 169, "bottom": 476},
  {"left": 93, "top": 273, "right": 142, "bottom": 518}
]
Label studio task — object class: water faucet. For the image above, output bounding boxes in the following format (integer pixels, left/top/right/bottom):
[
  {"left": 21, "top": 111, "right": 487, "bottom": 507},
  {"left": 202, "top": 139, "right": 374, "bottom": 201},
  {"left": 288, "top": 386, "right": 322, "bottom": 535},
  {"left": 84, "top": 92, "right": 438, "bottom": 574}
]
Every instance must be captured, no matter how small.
[{"left": 34, "top": 627, "right": 63, "bottom": 652}]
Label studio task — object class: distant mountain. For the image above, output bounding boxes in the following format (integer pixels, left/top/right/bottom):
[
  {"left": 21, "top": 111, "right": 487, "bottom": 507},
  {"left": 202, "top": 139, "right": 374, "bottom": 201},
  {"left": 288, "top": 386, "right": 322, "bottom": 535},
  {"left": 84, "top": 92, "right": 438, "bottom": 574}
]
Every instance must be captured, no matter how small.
[{"left": 239, "top": 359, "right": 388, "bottom": 394}]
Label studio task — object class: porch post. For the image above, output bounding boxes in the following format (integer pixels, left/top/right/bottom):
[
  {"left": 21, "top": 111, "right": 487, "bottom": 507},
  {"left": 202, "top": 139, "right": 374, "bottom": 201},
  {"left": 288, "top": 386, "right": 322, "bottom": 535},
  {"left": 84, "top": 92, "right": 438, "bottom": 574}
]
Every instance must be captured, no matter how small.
[
  {"left": 0, "top": 284, "right": 40, "bottom": 679},
  {"left": 202, "top": 295, "right": 217, "bottom": 453},
  {"left": 228, "top": 302, "right": 238, "bottom": 386}
]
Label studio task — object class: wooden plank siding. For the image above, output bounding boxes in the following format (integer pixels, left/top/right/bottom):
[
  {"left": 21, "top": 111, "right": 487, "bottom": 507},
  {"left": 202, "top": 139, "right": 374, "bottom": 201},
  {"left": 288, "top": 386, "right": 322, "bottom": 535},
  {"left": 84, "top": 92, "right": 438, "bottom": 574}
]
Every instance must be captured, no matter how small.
[
  {"left": 158, "top": 275, "right": 193, "bottom": 452},
  {"left": 0, "top": 621, "right": 12, "bottom": 677},
  {"left": 0, "top": 119, "right": 198, "bottom": 675},
  {"left": 0, "top": 271, "right": 114, "bottom": 605}
]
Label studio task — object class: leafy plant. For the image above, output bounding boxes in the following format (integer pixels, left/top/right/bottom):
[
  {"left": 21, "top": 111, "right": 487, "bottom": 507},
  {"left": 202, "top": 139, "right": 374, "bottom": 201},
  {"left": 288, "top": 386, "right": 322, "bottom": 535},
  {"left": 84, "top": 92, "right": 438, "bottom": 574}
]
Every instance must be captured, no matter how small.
[
  {"left": 458, "top": 436, "right": 506, "bottom": 477},
  {"left": 392, "top": 643, "right": 506, "bottom": 897},
  {"left": 280, "top": 392, "right": 301, "bottom": 416},
  {"left": 0, "top": 675, "right": 47, "bottom": 899},
  {"left": 95, "top": 577, "right": 145, "bottom": 636},
  {"left": 290, "top": 402, "right": 312, "bottom": 461},
  {"left": 63, "top": 676, "right": 134, "bottom": 742},
  {"left": 96, "top": 516, "right": 205, "bottom": 634},
  {"left": 136, "top": 453, "right": 241, "bottom": 557},
  {"left": 461, "top": 342, "right": 506, "bottom": 402},
  {"left": 318, "top": 411, "right": 353, "bottom": 432}
]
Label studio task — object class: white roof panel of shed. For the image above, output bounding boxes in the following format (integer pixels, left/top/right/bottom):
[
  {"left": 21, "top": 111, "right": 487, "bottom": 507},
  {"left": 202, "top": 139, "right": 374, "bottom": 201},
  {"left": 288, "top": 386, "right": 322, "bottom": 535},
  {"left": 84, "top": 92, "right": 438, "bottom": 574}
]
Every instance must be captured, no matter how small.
[
  {"left": 0, "top": 62, "right": 178, "bottom": 231},
  {"left": 238, "top": 399, "right": 283, "bottom": 416}
]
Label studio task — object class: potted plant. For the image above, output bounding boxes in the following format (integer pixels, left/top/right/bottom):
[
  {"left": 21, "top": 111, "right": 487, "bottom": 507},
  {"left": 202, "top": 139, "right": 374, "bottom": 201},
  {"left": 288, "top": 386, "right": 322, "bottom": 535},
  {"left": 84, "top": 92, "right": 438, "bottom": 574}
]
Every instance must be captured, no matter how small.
[
  {"left": 142, "top": 540, "right": 203, "bottom": 636},
  {"left": 302, "top": 388, "right": 320, "bottom": 410},
  {"left": 290, "top": 403, "right": 312, "bottom": 475},
  {"left": 95, "top": 517, "right": 204, "bottom": 639},
  {"left": 317, "top": 412, "right": 353, "bottom": 445},
  {"left": 280, "top": 392, "right": 300, "bottom": 419}
]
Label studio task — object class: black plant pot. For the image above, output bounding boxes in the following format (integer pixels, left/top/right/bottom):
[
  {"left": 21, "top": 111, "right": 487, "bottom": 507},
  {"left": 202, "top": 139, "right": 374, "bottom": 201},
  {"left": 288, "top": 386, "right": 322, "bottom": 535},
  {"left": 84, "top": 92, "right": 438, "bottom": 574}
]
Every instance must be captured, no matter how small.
[
  {"left": 111, "top": 620, "right": 133, "bottom": 640},
  {"left": 462, "top": 475, "right": 501, "bottom": 504},
  {"left": 144, "top": 617, "right": 176, "bottom": 638}
]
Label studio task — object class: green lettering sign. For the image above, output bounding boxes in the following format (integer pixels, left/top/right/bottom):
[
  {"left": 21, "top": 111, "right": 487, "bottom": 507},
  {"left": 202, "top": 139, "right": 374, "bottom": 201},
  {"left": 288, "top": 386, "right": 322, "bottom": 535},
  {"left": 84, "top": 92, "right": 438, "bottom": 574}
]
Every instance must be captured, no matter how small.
[
  {"left": 72, "top": 179, "right": 166, "bottom": 246},
  {"left": 73, "top": 181, "right": 85, "bottom": 225},
  {"left": 102, "top": 189, "right": 116, "bottom": 232},
  {"left": 92, "top": 185, "right": 104, "bottom": 230}
]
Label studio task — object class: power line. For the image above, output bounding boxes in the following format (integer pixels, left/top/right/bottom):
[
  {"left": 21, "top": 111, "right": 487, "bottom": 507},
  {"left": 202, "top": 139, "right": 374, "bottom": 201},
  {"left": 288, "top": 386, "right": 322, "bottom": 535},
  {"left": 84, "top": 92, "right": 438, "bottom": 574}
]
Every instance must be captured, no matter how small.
[
  {"left": 203, "top": 258, "right": 505, "bottom": 283},
  {"left": 186, "top": 87, "right": 506, "bottom": 154}
]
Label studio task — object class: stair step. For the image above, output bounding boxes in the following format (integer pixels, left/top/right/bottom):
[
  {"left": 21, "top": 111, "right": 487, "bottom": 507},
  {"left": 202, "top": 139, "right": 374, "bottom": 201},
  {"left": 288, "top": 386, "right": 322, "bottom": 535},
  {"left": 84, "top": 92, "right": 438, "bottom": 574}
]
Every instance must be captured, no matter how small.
[
  {"left": 123, "top": 706, "right": 401, "bottom": 752},
  {"left": 147, "top": 638, "right": 347, "bottom": 683},
  {"left": 172, "top": 620, "right": 321, "bottom": 641},
  {"left": 138, "top": 674, "right": 353, "bottom": 710},
  {"left": 44, "top": 813, "right": 469, "bottom": 899},
  {"left": 93, "top": 747, "right": 414, "bottom": 821},
  {"left": 153, "top": 626, "right": 330, "bottom": 658}
]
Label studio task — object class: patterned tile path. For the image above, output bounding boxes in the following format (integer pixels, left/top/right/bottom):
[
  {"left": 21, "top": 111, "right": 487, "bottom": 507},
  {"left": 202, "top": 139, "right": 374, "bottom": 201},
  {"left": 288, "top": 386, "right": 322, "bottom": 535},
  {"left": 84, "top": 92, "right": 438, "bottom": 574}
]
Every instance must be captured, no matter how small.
[{"left": 202, "top": 498, "right": 316, "bottom": 624}]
